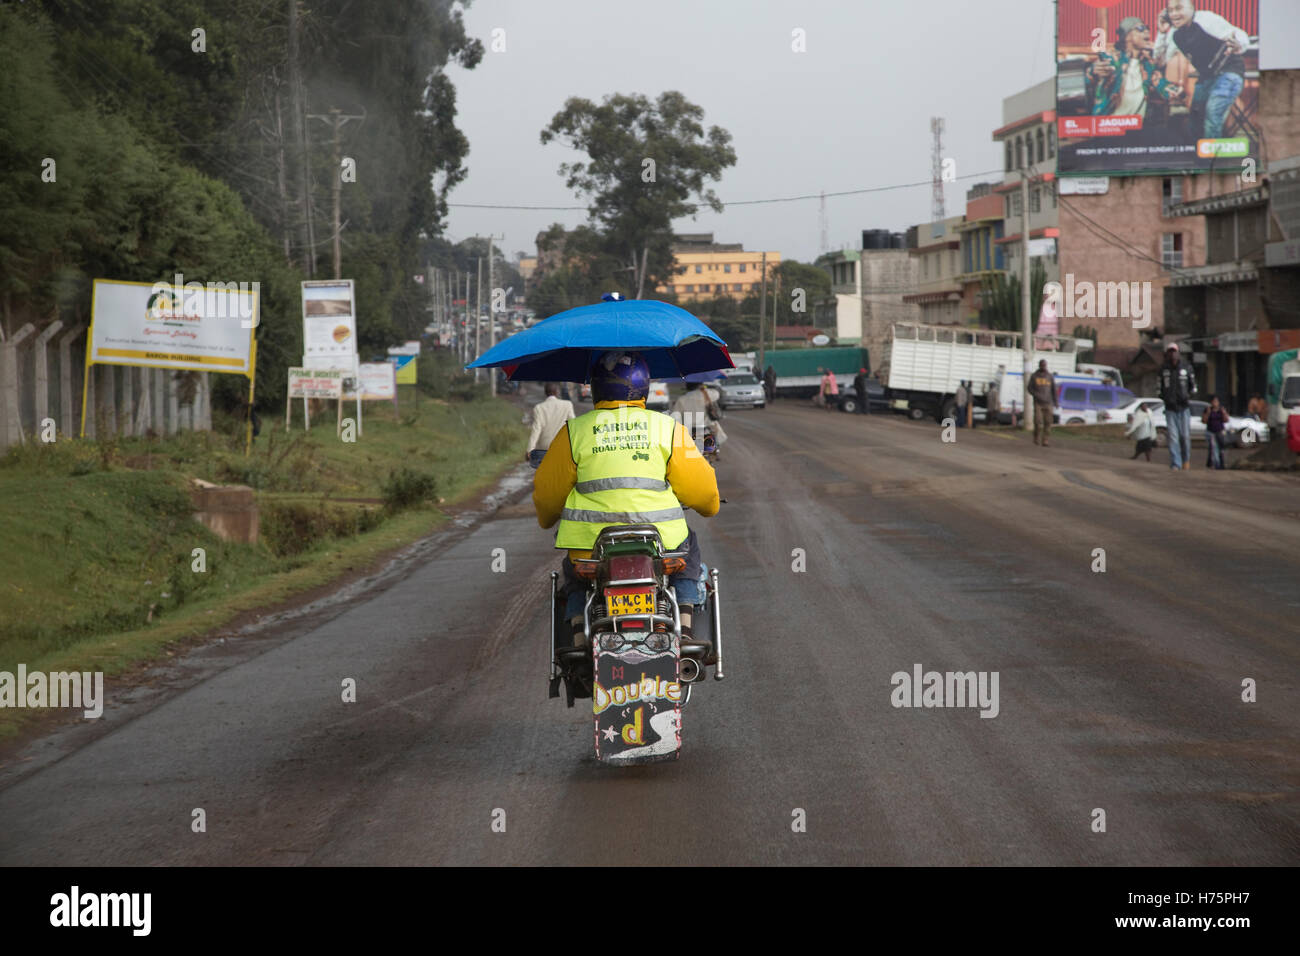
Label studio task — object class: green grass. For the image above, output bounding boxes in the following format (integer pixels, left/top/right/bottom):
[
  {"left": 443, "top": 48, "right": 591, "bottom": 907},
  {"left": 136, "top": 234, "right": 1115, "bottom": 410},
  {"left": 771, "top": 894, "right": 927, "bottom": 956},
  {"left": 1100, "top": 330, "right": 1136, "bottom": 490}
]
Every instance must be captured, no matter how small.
[{"left": 0, "top": 389, "right": 526, "bottom": 736}]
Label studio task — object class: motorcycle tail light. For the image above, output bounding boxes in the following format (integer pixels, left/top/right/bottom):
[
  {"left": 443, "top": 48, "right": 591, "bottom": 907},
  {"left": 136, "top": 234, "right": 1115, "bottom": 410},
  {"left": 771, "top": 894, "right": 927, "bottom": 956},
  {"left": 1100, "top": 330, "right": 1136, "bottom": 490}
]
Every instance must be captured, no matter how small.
[
  {"left": 574, "top": 559, "right": 600, "bottom": 579},
  {"left": 607, "top": 554, "right": 653, "bottom": 583},
  {"left": 662, "top": 556, "right": 686, "bottom": 575}
]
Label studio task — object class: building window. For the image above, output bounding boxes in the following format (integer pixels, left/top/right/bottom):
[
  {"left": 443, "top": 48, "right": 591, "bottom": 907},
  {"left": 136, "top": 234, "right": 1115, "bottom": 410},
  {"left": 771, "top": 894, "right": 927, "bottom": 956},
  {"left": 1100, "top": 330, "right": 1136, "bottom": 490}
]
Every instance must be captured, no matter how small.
[
  {"left": 739, "top": 263, "right": 746, "bottom": 273},
  {"left": 724, "top": 264, "right": 731, "bottom": 273},
  {"left": 694, "top": 264, "right": 702, "bottom": 274},
  {"left": 1162, "top": 177, "right": 1183, "bottom": 214},
  {"left": 684, "top": 284, "right": 694, "bottom": 293},
  {"left": 1011, "top": 192, "right": 1022, "bottom": 217},
  {"left": 1048, "top": 125, "right": 1056, "bottom": 158},
  {"left": 699, "top": 283, "right": 709, "bottom": 293},
  {"left": 1036, "top": 128, "right": 1045, "bottom": 163},
  {"left": 1162, "top": 233, "right": 1183, "bottom": 269},
  {"left": 734, "top": 283, "right": 743, "bottom": 292},
  {"left": 1050, "top": 180, "right": 1057, "bottom": 208},
  {"left": 1005, "top": 140, "right": 1013, "bottom": 171},
  {"left": 1015, "top": 137, "right": 1024, "bottom": 169},
  {"left": 1030, "top": 187, "right": 1041, "bottom": 213}
]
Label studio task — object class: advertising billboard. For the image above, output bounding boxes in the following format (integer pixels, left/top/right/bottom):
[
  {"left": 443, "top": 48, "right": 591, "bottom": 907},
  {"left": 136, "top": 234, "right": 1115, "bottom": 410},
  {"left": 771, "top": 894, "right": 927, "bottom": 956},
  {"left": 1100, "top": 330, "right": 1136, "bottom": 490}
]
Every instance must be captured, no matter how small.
[
  {"left": 89, "top": 278, "right": 256, "bottom": 375},
  {"left": 1056, "top": 0, "right": 1260, "bottom": 175},
  {"left": 302, "top": 280, "right": 357, "bottom": 365}
]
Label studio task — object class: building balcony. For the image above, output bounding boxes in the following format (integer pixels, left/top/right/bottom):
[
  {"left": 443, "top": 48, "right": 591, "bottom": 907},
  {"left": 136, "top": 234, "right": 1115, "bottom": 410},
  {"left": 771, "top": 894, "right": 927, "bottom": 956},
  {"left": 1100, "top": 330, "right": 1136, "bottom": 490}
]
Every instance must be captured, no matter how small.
[{"left": 1168, "top": 261, "right": 1261, "bottom": 288}]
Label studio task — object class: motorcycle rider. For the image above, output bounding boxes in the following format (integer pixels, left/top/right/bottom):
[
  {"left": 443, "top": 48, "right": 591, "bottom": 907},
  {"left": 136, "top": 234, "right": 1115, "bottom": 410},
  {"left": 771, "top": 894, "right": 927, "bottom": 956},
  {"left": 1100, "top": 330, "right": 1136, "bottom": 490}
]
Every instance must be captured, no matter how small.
[
  {"left": 672, "top": 380, "right": 724, "bottom": 459},
  {"left": 533, "top": 350, "right": 720, "bottom": 649}
]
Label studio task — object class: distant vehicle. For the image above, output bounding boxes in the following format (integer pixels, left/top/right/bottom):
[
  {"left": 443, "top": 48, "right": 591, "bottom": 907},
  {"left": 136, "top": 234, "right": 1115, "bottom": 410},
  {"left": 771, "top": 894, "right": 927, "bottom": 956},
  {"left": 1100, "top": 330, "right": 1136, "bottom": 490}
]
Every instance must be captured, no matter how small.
[
  {"left": 1266, "top": 350, "right": 1300, "bottom": 431},
  {"left": 646, "top": 381, "right": 670, "bottom": 411},
  {"left": 765, "top": 346, "right": 870, "bottom": 399},
  {"left": 1055, "top": 383, "right": 1136, "bottom": 425},
  {"left": 1075, "top": 363, "right": 1125, "bottom": 388},
  {"left": 1144, "top": 398, "right": 1270, "bottom": 447},
  {"left": 886, "top": 323, "right": 1086, "bottom": 423},
  {"left": 837, "top": 381, "right": 889, "bottom": 414},
  {"left": 717, "top": 373, "right": 765, "bottom": 409}
]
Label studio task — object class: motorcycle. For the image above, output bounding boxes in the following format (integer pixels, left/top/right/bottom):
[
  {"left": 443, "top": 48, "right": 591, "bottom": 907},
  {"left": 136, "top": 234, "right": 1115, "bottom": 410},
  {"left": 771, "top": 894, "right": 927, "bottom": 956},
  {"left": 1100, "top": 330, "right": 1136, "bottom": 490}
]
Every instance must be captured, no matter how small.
[{"left": 548, "top": 524, "right": 725, "bottom": 765}]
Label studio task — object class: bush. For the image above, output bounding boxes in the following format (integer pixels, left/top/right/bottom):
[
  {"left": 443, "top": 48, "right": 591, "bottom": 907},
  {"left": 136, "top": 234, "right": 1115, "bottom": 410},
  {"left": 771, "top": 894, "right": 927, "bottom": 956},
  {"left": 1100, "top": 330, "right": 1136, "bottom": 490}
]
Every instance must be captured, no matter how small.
[
  {"left": 259, "top": 500, "right": 383, "bottom": 556},
  {"left": 482, "top": 423, "right": 520, "bottom": 455},
  {"left": 381, "top": 467, "right": 438, "bottom": 512}
]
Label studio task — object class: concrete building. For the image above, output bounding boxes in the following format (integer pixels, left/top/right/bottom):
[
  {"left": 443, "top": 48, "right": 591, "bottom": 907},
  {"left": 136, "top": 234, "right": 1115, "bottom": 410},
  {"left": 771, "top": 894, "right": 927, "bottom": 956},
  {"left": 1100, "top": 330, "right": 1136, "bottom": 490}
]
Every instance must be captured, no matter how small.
[
  {"left": 993, "top": 78, "right": 1060, "bottom": 295},
  {"left": 659, "top": 233, "right": 779, "bottom": 300},
  {"left": 815, "top": 240, "right": 918, "bottom": 372},
  {"left": 904, "top": 214, "right": 966, "bottom": 325},
  {"left": 955, "top": 183, "right": 1006, "bottom": 323}
]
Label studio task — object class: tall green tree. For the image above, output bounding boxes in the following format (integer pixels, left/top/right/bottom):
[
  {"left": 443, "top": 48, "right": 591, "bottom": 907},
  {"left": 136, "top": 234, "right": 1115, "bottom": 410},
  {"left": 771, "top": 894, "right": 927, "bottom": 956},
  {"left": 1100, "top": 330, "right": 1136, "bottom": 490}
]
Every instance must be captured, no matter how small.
[
  {"left": 540, "top": 91, "right": 736, "bottom": 299},
  {"left": 979, "top": 260, "right": 1047, "bottom": 333}
]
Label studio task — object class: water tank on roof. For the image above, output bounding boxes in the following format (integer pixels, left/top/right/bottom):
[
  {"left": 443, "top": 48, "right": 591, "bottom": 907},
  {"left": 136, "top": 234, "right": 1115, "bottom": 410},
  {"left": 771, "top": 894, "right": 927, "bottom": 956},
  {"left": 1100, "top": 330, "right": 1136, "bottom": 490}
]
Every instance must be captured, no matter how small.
[
  {"left": 862, "top": 229, "right": 891, "bottom": 250},
  {"left": 890, "top": 233, "right": 905, "bottom": 248}
]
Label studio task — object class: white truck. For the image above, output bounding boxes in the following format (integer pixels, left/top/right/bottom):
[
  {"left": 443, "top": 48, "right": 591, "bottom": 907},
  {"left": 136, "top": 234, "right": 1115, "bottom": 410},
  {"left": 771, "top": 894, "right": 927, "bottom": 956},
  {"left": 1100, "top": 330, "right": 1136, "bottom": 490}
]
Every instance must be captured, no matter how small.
[
  {"left": 1267, "top": 349, "right": 1300, "bottom": 431},
  {"left": 880, "top": 322, "right": 1089, "bottom": 422}
]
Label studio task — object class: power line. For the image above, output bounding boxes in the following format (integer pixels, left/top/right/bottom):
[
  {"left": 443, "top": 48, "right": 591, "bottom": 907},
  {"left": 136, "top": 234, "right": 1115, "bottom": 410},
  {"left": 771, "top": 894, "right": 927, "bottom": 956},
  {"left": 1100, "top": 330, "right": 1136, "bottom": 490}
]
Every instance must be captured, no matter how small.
[{"left": 447, "top": 169, "right": 1006, "bottom": 211}]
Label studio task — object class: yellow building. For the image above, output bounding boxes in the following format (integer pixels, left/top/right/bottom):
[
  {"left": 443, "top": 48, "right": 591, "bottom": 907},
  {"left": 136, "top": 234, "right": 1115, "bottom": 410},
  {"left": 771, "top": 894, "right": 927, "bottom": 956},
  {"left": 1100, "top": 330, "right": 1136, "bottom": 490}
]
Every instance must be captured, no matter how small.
[{"left": 658, "top": 234, "right": 780, "bottom": 300}]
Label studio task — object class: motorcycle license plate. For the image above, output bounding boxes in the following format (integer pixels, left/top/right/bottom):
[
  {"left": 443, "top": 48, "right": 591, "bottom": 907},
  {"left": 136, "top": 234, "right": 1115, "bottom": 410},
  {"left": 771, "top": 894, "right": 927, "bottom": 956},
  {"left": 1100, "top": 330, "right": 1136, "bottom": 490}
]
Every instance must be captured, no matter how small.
[{"left": 606, "top": 587, "right": 654, "bottom": 616}]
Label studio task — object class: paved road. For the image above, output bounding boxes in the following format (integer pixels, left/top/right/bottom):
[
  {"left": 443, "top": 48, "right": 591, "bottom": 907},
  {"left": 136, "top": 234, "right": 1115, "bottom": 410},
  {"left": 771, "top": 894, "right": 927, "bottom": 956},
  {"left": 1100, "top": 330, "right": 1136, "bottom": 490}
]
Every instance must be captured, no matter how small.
[{"left": 3, "top": 401, "right": 1298, "bottom": 865}]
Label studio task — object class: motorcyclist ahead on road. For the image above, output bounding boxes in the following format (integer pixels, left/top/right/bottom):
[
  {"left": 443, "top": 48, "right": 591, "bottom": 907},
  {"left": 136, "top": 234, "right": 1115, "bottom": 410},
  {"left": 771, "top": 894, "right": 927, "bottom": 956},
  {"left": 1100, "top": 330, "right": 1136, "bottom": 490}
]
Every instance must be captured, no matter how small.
[{"left": 532, "top": 351, "right": 720, "bottom": 648}]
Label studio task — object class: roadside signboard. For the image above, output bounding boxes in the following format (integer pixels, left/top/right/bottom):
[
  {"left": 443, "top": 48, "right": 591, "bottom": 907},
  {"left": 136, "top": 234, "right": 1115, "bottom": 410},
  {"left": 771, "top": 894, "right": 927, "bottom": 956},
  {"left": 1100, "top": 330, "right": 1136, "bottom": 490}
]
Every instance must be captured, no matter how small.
[{"left": 302, "top": 280, "right": 357, "bottom": 365}]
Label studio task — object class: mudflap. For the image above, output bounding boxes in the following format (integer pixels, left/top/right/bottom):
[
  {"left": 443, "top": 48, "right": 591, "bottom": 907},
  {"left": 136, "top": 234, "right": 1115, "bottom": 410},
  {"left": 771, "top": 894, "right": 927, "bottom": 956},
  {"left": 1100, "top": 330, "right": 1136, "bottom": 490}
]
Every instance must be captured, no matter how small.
[{"left": 593, "top": 636, "right": 683, "bottom": 766}]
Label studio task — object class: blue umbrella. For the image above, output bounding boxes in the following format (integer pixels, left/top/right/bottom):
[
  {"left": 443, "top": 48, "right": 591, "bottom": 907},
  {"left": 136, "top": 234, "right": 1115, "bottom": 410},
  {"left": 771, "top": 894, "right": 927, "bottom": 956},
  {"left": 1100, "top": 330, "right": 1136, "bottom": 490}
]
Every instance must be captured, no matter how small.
[{"left": 466, "top": 298, "right": 732, "bottom": 382}]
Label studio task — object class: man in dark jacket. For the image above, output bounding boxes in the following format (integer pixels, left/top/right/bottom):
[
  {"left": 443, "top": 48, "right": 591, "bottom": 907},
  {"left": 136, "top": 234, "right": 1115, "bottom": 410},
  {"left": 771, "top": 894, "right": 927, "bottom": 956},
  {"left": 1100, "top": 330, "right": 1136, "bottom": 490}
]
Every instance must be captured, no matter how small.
[
  {"left": 1027, "top": 360, "right": 1057, "bottom": 446},
  {"left": 1158, "top": 342, "right": 1197, "bottom": 470},
  {"left": 853, "top": 367, "right": 868, "bottom": 415},
  {"left": 763, "top": 365, "right": 777, "bottom": 403}
]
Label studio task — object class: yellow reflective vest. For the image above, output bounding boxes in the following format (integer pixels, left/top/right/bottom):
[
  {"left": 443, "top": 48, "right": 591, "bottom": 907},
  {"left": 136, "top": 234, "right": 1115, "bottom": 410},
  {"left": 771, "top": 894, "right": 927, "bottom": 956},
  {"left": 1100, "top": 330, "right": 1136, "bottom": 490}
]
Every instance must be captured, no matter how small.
[{"left": 555, "top": 404, "right": 689, "bottom": 550}]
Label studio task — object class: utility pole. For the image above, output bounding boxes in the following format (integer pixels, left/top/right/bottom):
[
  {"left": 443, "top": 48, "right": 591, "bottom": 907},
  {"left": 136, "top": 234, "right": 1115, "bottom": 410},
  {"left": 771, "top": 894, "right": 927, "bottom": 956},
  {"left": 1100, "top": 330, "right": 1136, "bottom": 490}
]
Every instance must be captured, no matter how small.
[
  {"left": 287, "top": 0, "right": 314, "bottom": 276},
  {"left": 1020, "top": 169, "right": 1033, "bottom": 432},
  {"left": 488, "top": 239, "right": 497, "bottom": 395},
  {"left": 758, "top": 251, "right": 768, "bottom": 372},
  {"left": 474, "top": 250, "right": 483, "bottom": 383},
  {"left": 307, "top": 108, "right": 363, "bottom": 280}
]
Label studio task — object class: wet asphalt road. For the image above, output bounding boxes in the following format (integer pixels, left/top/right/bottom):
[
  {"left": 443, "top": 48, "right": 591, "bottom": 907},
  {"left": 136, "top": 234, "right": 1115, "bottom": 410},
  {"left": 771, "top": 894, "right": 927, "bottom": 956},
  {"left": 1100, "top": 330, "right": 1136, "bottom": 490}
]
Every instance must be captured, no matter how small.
[{"left": 2, "top": 400, "right": 1298, "bottom": 865}]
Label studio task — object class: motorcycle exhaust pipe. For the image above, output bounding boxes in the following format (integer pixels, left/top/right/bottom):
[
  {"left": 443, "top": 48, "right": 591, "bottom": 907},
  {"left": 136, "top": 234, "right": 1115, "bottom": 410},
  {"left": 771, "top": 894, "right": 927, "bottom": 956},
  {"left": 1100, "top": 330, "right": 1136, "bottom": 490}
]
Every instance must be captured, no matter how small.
[{"left": 679, "top": 657, "right": 701, "bottom": 683}]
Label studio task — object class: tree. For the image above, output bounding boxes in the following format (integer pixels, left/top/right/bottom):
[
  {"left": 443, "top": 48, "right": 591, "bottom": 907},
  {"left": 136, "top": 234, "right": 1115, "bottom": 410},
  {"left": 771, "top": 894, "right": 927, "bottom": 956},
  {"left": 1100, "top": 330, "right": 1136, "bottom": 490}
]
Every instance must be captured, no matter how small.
[
  {"left": 978, "top": 260, "right": 1047, "bottom": 332},
  {"left": 770, "top": 260, "right": 831, "bottom": 327},
  {"left": 540, "top": 91, "right": 736, "bottom": 299},
  {"left": 1071, "top": 325, "right": 1099, "bottom": 363}
]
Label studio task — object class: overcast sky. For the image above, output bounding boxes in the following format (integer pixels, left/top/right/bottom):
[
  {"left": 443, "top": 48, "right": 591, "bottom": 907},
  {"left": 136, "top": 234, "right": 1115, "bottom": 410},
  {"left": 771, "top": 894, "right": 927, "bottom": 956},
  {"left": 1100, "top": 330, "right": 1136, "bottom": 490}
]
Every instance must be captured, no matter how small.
[{"left": 444, "top": 0, "right": 1298, "bottom": 265}]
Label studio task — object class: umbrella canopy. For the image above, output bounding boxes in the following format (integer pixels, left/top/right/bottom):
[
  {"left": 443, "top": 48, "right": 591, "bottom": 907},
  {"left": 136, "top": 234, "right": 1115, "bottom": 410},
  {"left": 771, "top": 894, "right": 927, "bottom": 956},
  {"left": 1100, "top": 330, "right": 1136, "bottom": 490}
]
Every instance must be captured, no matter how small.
[{"left": 466, "top": 299, "right": 732, "bottom": 382}]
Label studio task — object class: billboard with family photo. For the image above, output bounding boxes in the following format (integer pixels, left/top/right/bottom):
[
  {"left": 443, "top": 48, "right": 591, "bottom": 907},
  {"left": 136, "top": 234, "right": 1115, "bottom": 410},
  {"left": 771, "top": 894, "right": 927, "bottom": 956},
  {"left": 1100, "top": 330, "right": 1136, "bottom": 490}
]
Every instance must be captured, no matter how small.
[{"left": 1056, "top": 0, "right": 1260, "bottom": 175}]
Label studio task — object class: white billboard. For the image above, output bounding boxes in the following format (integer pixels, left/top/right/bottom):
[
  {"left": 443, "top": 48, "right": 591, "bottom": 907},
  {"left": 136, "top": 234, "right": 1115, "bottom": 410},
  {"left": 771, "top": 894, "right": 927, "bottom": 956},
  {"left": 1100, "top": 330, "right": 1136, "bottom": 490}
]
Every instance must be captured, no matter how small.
[
  {"left": 343, "top": 362, "right": 397, "bottom": 401},
  {"left": 302, "top": 280, "right": 357, "bottom": 364},
  {"left": 89, "top": 278, "right": 256, "bottom": 375}
]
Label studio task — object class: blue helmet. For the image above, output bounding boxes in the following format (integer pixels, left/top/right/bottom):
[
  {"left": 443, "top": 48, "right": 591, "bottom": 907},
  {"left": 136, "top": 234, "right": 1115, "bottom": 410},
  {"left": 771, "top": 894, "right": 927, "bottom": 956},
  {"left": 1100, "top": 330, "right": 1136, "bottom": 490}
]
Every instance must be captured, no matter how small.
[{"left": 590, "top": 350, "right": 649, "bottom": 402}]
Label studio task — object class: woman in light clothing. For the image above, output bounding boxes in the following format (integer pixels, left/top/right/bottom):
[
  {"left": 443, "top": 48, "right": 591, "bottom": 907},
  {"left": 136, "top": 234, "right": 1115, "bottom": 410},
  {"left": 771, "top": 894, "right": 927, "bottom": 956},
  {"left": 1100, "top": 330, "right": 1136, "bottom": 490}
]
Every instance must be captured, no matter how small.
[{"left": 1126, "top": 404, "right": 1156, "bottom": 462}]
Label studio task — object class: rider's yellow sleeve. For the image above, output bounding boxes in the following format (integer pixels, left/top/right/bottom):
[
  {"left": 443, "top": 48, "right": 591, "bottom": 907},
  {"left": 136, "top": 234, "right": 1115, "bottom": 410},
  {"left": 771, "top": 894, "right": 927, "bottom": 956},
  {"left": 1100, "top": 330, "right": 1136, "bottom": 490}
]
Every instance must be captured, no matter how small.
[
  {"left": 533, "top": 423, "right": 576, "bottom": 529},
  {"left": 667, "top": 423, "right": 720, "bottom": 517}
]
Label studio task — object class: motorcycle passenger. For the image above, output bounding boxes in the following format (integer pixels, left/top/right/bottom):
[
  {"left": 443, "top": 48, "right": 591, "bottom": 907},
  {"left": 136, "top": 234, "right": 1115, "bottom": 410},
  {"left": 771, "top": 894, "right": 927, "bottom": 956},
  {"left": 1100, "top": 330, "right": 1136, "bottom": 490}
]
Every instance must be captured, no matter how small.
[
  {"left": 532, "top": 350, "right": 720, "bottom": 649},
  {"left": 671, "top": 380, "right": 724, "bottom": 459}
]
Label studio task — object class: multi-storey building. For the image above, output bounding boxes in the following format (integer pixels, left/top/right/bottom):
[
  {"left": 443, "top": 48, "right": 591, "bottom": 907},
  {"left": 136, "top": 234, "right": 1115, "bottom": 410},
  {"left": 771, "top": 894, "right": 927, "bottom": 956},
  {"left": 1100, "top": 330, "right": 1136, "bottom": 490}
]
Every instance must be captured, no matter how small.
[
  {"left": 659, "top": 234, "right": 779, "bottom": 300},
  {"left": 904, "top": 215, "right": 966, "bottom": 325},
  {"left": 815, "top": 234, "right": 919, "bottom": 372}
]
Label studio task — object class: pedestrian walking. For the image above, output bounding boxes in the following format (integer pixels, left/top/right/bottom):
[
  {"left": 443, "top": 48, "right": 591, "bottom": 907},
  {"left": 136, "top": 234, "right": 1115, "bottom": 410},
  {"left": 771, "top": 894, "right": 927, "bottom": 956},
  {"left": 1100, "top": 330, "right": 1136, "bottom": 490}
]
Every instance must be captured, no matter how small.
[
  {"left": 954, "top": 381, "right": 969, "bottom": 427},
  {"left": 525, "top": 383, "right": 576, "bottom": 469},
  {"left": 1157, "top": 342, "right": 1197, "bottom": 470},
  {"left": 1126, "top": 403, "right": 1156, "bottom": 461},
  {"left": 819, "top": 368, "right": 838, "bottom": 411},
  {"left": 763, "top": 365, "right": 777, "bottom": 403},
  {"left": 1247, "top": 392, "right": 1266, "bottom": 420},
  {"left": 1203, "top": 395, "right": 1228, "bottom": 469},
  {"left": 985, "top": 380, "right": 1000, "bottom": 426},
  {"left": 1027, "top": 360, "right": 1057, "bottom": 446}
]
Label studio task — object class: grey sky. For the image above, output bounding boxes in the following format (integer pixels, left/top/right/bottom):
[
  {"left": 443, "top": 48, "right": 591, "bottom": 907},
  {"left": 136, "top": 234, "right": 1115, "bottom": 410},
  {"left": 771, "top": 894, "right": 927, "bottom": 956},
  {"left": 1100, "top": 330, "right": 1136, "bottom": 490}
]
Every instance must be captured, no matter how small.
[{"left": 444, "top": 0, "right": 1295, "bottom": 265}]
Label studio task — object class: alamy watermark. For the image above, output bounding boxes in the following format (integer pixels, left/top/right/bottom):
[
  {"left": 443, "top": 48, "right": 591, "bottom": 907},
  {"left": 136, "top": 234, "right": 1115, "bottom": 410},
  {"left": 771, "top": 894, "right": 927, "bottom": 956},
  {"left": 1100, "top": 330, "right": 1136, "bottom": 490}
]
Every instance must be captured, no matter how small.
[
  {"left": 891, "top": 664, "right": 999, "bottom": 718},
  {"left": 149, "top": 272, "right": 259, "bottom": 328},
  {"left": 1045, "top": 274, "right": 1152, "bottom": 330},
  {"left": 0, "top": 666, "right": 104, "bottom": 718}
]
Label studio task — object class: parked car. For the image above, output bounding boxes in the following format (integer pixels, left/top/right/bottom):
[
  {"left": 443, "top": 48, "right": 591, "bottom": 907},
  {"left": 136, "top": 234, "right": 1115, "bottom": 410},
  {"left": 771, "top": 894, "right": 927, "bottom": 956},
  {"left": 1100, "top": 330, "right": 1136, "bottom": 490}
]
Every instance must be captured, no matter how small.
[
  {"left": 1142, "top": 398, "right": 1269, "bottom": 447},
  {"left": 717, "top": 373, "right": 766, "bottom": 409},
  {"left": 837, "top": 381, "right": 890, "bottom": 414},
  {"left": 646, "top": 380, "right": 670, "bottom": 411},
  {"left": 1055, "top": 383, "right": 1136, "bottom": 425}
]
